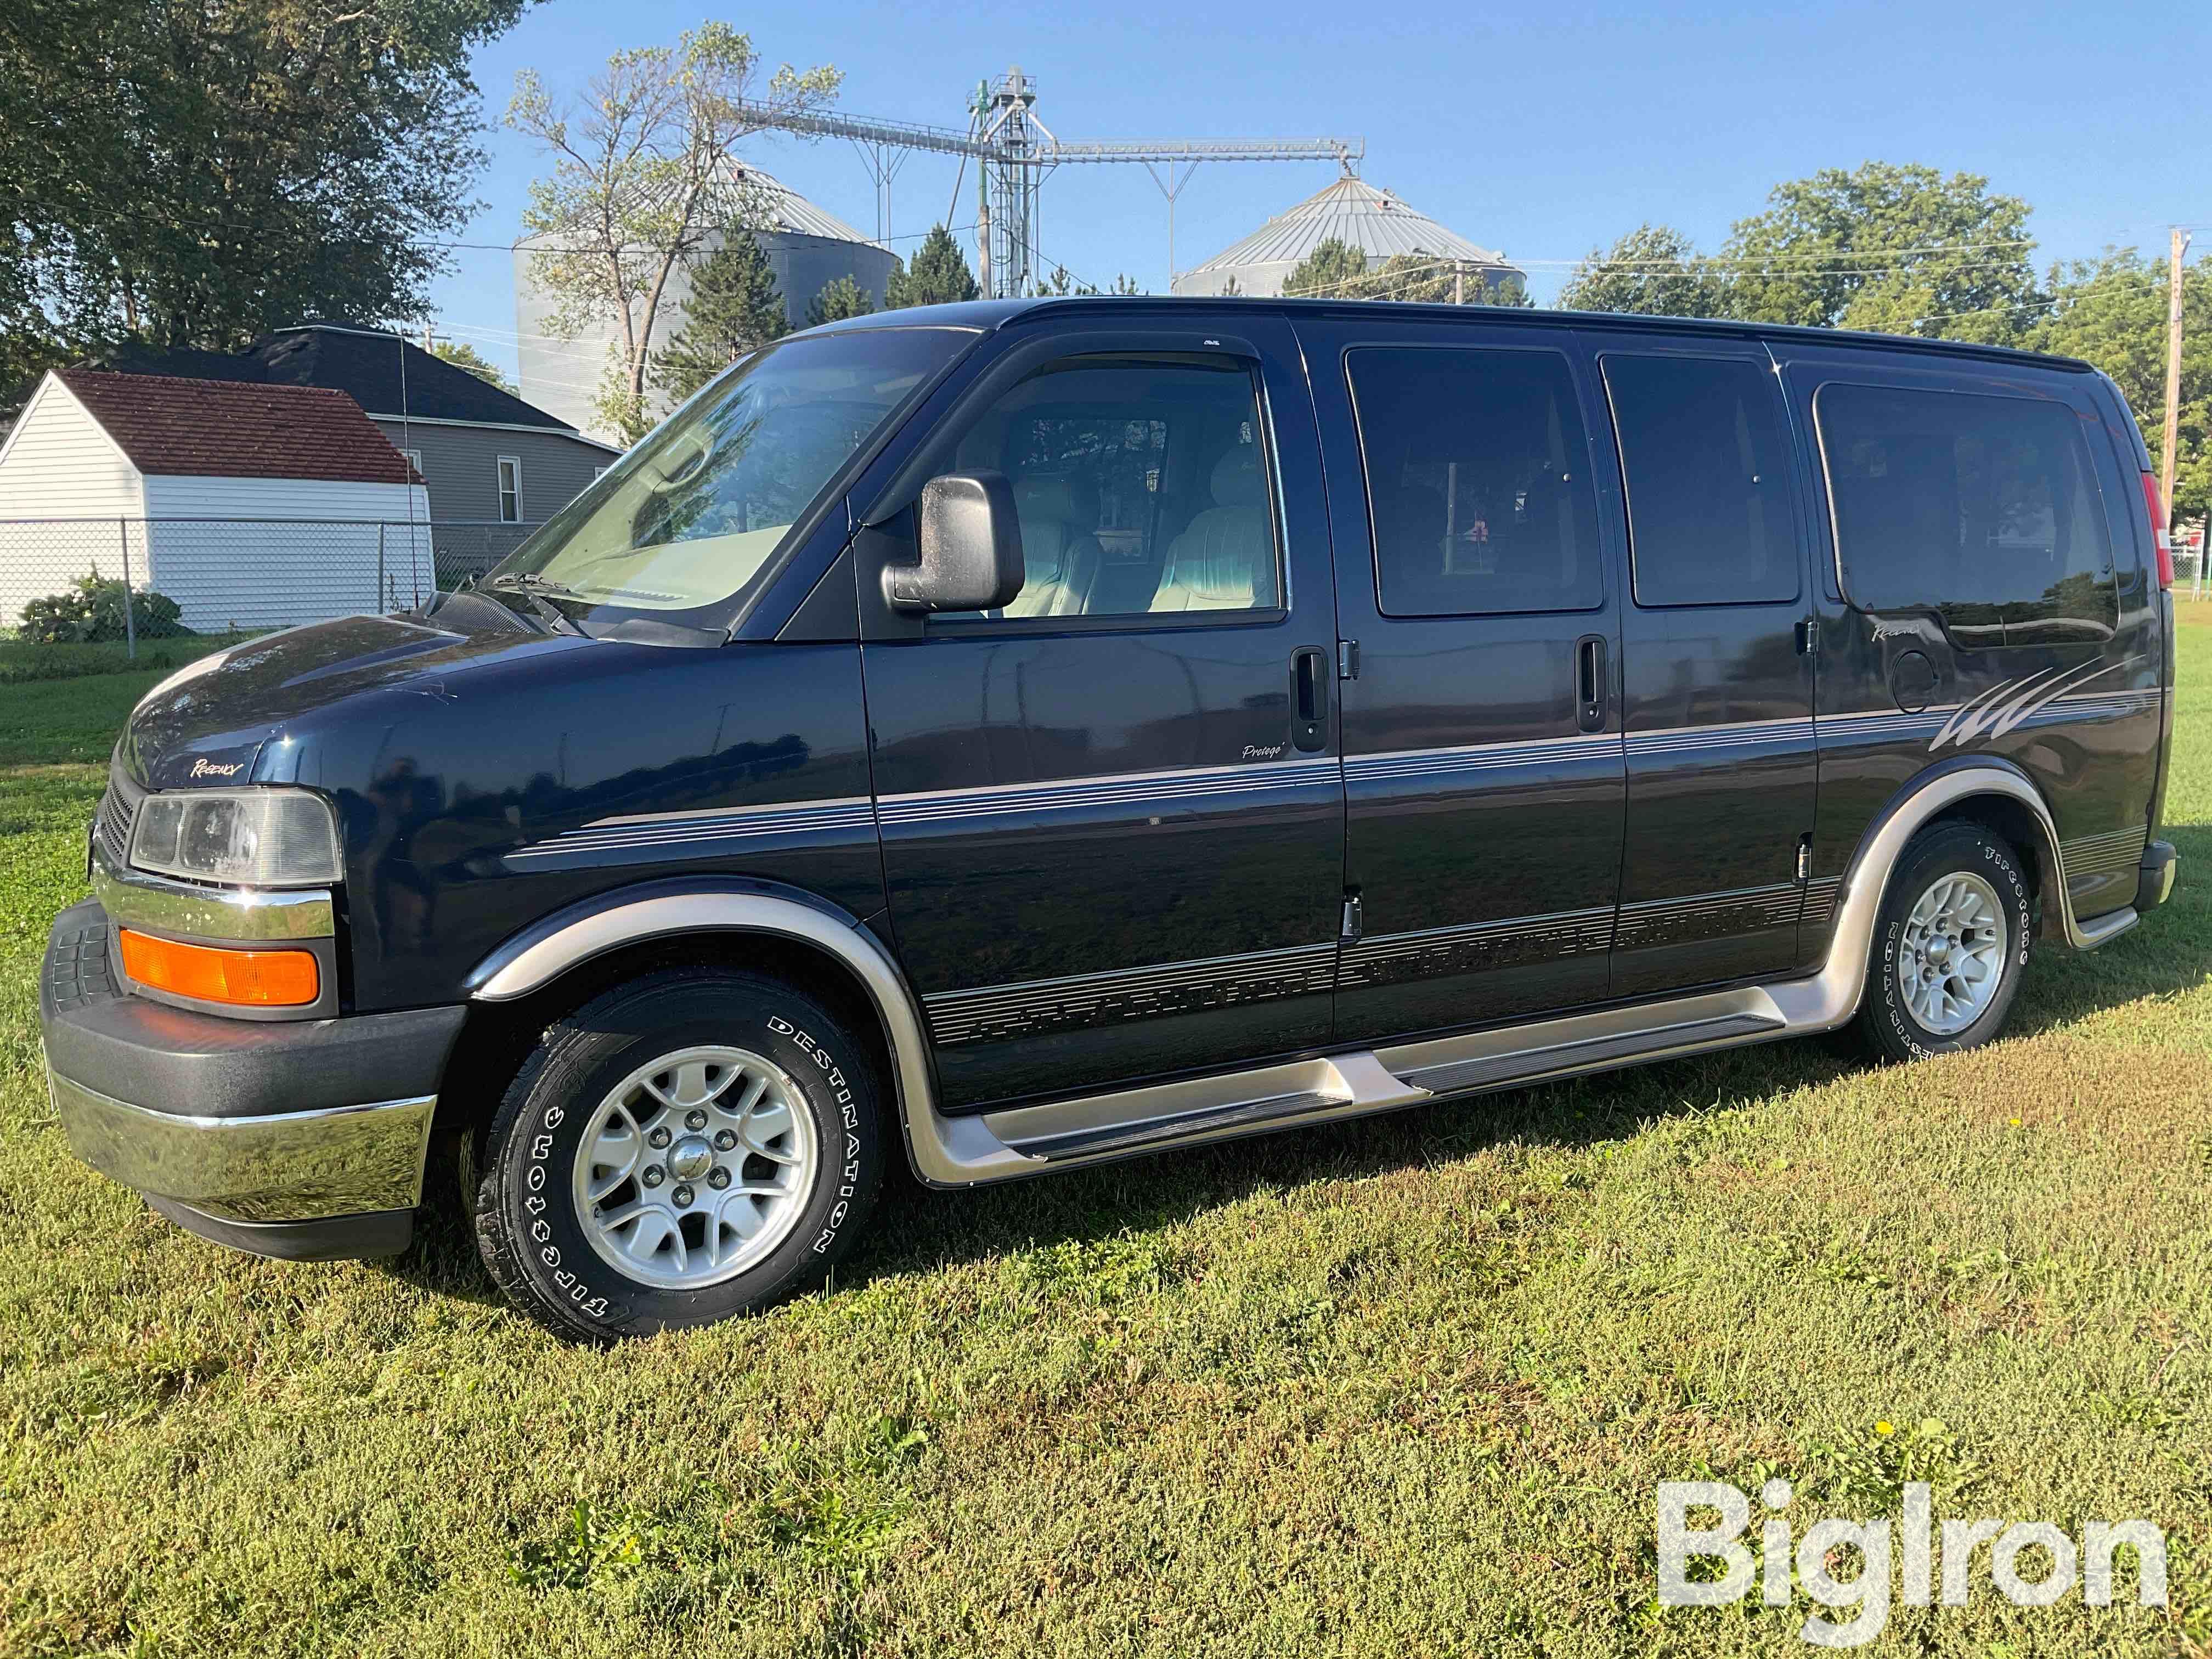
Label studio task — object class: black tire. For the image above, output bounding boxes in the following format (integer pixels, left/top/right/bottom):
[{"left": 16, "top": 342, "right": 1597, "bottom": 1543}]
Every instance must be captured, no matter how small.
[
  {"left": 474, "top": 969, "right": 885, "bottom": 1342},
  {"left": 1859, "top": 822, "right": 2033, "bottom": 1064}
]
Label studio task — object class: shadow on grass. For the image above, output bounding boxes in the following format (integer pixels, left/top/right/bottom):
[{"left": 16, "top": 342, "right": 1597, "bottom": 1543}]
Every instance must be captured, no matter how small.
[
  {"left": 2006, "top": 818, "right": 2212, "bottom": 1039},
  {"left": 382, "top": 1015, "right": 1875, "bottom": 1311},
  {"left": 380, "top": 820, "right": 2209, "bottom": 1314}
]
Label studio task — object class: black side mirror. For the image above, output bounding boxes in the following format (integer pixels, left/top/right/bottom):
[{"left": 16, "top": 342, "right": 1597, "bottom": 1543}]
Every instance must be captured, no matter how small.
[{"left": 883, "top": 471, "right": 1025, "bottom": 613}]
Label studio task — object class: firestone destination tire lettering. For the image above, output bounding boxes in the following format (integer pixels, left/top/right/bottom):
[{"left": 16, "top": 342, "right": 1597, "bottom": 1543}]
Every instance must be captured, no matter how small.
[
  {"left": 1861, "top": 823, "right": 2034, "bottom": 1064},
  {"left": 472, "top": 970, "right": 884, "bottom": 1342}
]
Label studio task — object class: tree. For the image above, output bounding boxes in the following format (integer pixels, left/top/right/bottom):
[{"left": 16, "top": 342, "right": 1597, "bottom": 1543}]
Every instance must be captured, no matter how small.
[
  {"left": 0, "top": 0, "right": 531, "bottom": 402},
  {"left": 508, "top": 26, "right": 839, "bottom": 442},
  {"left": 1280, "top": 240, "right": 1524, "bottom": 306},
  {"left": 1348, "top": 251, "right": 1531, "bottom": 306},
  {"left": 652, "top": 235, "right": 788, "bottom": 403},
  {"left": 1558, "top": 224, "right": 1736, "bottom": 318},
  {"left": 2032, "top": 249, "right": 2212, "bottom": 521},
  {"left": 1282, "top": 238, "right": 1372, "bottom": 300},
  {"left": 885, "top": 224, "right": 979, "bottom": 309},
  {"left": 1561, "top": 168, "right": 2041, "bottom": 340},
  {"left": 1723, "top": 162, "right": 2039, "bottom": 342},
  {"left": 430, "top": 340, "right": 517, "bottom": 396},
  {"left": 805, "top": 276, "right": 874, "bottom": 327},
  {"left": 1483, "top": 273, "right": 1536, "bottom": 308}
]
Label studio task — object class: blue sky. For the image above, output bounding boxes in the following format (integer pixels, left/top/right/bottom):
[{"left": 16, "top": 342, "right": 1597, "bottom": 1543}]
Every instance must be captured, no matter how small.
[{"left": 429, "top": 0, "right": 2210, "bottom": 379}]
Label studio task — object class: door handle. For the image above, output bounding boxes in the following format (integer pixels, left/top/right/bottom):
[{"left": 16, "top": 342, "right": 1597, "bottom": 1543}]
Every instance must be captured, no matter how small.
[
  {"left": 1290, "top": 646, "right": 1329, "bottom": 752},
  {"left": 1575, "top": 635, "right": 1608, "bottom": 733}
]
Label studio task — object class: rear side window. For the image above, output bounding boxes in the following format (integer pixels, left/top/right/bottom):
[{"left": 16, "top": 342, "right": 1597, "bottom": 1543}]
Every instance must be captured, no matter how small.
[
  {"left": 1347, "top": 346, "right": 1602, "bottom": 616},
  {"left": 1604, "top": 354, "right": 1802, "bottom": 607},
  {"left": 1815, "top": 382, "right": 2115, "bottom": 643}
]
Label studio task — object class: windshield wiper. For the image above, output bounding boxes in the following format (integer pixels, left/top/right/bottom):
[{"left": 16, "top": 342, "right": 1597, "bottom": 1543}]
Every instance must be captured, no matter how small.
[
  {"left": 490, "top": 572, "right": 585, "bottom": 599},
  {"left": 487, "top": 572, "right": 587, "bottom": 635}
]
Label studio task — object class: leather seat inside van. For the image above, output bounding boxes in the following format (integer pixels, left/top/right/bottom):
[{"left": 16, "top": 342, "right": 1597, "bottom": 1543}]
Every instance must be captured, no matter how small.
[
  {"left": 1152, "top": 448, "right": 1272, "bottom": 611},
  {"left": 1005, "top": 474, "right": 1102, "bottom": 617}
]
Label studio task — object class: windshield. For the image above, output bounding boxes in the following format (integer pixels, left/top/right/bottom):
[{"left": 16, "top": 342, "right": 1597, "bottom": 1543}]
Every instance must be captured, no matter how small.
[{"left": 489, "top": 326, "right": 976, "bottom": 625}]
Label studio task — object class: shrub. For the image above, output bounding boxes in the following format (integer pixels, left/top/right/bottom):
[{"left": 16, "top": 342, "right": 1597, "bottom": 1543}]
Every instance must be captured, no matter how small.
[{"left": 18, "top": 574, "right": 191, "bottom": 644}]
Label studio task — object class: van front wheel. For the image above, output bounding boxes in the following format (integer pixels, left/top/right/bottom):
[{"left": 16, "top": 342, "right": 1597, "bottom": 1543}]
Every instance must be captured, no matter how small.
[
  {"left": 473, "top": 970, "right": 885, "bottom": 1341},
  {"left": 1859, "top": 823, "right": 2033, "bottom": 1064}
]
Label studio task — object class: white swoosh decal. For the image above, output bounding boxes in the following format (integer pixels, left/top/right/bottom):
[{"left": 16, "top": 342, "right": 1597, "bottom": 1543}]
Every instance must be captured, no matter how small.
[{"left": 1929, "top": 657, "right": 2140, "bottom": 752}]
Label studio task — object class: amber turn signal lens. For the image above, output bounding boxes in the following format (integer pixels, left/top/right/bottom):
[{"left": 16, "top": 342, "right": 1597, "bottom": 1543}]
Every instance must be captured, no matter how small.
[{"left": 119, "top": 930, "right": 320, "bottom": 1007}]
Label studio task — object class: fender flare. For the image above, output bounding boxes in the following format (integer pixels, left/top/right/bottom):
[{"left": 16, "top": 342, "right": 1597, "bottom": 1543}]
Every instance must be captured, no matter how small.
[
  {"left": 462, "top": 876, "right": 987, "bottom": 1187},
  {"left": 1765, "top": 756, "right": 2136, "bottom": 1034}
]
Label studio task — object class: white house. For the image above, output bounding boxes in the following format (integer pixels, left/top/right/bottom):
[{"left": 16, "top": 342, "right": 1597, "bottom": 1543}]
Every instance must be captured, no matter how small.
[{"left": 0, "top": 368, "right": 432, "bottom": 633}]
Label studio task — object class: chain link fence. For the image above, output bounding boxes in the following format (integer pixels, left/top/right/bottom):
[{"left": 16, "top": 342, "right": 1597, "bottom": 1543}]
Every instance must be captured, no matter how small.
[
  {"left": 2174, "top": 526, "right": 2209, "bottom": 601},
  {"left": 0, "top": 518, "right": 544, "bottom": 647}
]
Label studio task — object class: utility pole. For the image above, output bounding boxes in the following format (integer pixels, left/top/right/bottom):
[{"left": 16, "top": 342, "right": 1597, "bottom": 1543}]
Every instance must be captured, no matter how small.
[{"left": 2162, "top": 228, "right": 2191, "bottom": 533}]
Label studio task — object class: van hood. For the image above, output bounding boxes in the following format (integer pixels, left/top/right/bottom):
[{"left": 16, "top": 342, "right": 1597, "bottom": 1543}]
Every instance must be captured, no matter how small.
[{"left": 118, "top": 598, "right": 597, "bottom": 789}]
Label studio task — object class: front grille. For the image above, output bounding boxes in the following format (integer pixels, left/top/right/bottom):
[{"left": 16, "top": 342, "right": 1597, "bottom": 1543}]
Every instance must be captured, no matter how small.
[{"left": 94, "top": 763, "right": 142, "bottom": 871}]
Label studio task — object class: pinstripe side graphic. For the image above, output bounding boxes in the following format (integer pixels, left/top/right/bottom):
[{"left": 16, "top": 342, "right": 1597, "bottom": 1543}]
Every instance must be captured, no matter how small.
[
  {"left": 1344, "top": 732, "right": 1620, "bottom": 787},
  {"left": 1817, "top": 708, "right": 1950, "bottom": 744},
  {"left": 922, "top": 941, "right": 1338, "bottom": 1047},
  {"left": 878, "top": 757, "right": 1339, "bottom": 828},
  {"left": 2061, "top": 825, "right": 2149, "bottom": 877},
  {"left": 1339, "top": 906, "right": 1614, "bottom": 988},
  {"left": 506, "top": 797, "right": 877, "bottom": 866},
  {"left": 1615, "top": 882, "right": 1804, "bottom": 949},
  {"left": 1818, "top": 684, "right": 2159, "bottom": 753},
  {"left": 1802, "top": 876, "right": 1844, "bottom": 930},
  {"left": 1626, "top": 718, "right": 1817, "bottom": 759}
]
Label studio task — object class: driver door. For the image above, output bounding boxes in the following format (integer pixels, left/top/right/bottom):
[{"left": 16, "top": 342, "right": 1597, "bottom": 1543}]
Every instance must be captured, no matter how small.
[{"left": 855, "top": 316, "right": 1346, "bottom": 1111}]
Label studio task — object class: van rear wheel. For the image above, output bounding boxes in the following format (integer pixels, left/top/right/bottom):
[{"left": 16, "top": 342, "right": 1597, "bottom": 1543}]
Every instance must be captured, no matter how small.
[
  {"left": 1859, "top": 823, "right": 2033, "bottom": 1063},
  {"left": 473, "top": 969, "right": 885, "bottom": 1341}
]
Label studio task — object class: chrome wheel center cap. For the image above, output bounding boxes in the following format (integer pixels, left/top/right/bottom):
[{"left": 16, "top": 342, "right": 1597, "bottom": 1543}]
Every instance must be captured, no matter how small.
[
  {"left": 667, "top": 1135, "right": 715, "bottom": 1182},
  {"left": 1896, "top": 871, "right": 2008, "bottom": 1036}
]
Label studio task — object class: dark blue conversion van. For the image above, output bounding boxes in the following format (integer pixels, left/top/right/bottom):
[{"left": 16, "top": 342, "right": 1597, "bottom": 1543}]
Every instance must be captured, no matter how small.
[{"left": 41, "top": 298, "right": 2181, "bottom": 1340}]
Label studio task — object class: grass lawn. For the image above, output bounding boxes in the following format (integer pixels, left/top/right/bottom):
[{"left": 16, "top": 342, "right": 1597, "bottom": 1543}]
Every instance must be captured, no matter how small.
[
  {"left": 0, "top": 633, "right": 263, "bottom": 689},
  {"left": 2, "top": 618, "right": 2208, "bottom": 1658}
]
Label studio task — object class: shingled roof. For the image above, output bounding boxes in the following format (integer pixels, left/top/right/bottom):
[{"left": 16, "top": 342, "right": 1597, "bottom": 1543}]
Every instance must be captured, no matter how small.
[
  {"left": 56, "top": 369, "right": 420, "bottom": 484},
  {"left": 101, "top": 323, "right": 577, "bottom": 433}
]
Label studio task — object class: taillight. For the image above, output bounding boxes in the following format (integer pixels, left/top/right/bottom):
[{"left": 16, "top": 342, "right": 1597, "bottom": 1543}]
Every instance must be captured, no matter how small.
[{"left": 2141, "top": 472, "right": 2174, "bottom": 589}]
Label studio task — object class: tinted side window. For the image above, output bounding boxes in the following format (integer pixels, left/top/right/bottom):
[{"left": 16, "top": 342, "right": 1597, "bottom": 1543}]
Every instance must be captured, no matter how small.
[
  {"left": 938, "top": 357, "right": 1278, "bottom": 621},
  {"left": 1346, "top": 347, "right": 1603, "bottom": 616},
  {"left": 1815, "top": 382, "right": 2115, "bottom": 643},
  {"left": 1604, "top": 354, "right": 1802, "bottom": 607}
]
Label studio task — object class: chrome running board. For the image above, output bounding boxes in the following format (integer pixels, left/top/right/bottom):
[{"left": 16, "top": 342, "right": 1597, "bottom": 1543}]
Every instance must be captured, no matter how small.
[
  {"left": 1378, "top": 990, "right": 1786, "bottom": 1098},
  {"left": 965, "top": 986, "right": 1797, "bottom": 1184},
  {"left": 991, "top": 1051, "right": 1426, "bottom": 1166}
]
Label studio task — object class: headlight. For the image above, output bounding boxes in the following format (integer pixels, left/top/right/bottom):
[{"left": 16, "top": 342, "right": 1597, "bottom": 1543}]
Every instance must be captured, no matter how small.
[{"left": 128, "top": 788, "right": 340, "bottom": 888}]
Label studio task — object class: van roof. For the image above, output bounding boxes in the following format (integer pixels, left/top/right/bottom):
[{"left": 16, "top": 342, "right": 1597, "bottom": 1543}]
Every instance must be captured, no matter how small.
[{"left": 804, "top": 295, "right": 2095, "bottom": 375}]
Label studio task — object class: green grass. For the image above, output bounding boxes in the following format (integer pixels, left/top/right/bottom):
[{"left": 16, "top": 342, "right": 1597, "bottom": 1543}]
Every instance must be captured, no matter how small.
[
  {"left": 2, "top": 624, "right": 2210, "bottom": 1658},
  {"left": 0, "top": 633, "right": 259, "bottom": 689}
]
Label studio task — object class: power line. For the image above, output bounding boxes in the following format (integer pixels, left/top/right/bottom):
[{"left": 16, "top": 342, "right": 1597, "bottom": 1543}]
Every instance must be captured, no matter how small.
[
  {"left": 1908, "top": 295, "right": 2061, "bottom": 326},
  {"left": 11, "top": 196, "right": 981, "bottom": 257},
  {"left": 1516, "top": 238, "right": 2039, "bottom": 270}
]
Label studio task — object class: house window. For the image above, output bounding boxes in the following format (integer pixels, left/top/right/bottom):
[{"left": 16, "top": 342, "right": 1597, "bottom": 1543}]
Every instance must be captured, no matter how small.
[
  {"left": 593, "top": 465, "right": 612, "bottom": 482},
  {"left": 496, "top": 456, "right": 522, "bottom": 522},
  {"left": 398, "top": 448, "right": 424, "bottom": 477}
]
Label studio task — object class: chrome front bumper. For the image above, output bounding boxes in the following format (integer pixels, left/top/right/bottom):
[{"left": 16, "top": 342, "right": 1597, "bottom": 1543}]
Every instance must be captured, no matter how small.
[
  {"left": 40, "top": 895, "right": 469, "bottom": 1260},
  {"left": 49, "top": 1069, "right": 436, "bottom": 1223}
]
